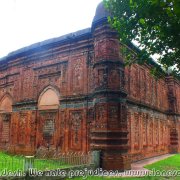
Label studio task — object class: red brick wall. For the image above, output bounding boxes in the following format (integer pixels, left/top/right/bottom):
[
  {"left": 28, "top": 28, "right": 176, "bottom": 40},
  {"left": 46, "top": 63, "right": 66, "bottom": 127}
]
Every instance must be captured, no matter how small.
[
  {"left": 0, "top": 35, "right": 92, "bottom": 154},
  {"left": 125, "top": 64, "right": 180, "bottom": 161},
  {"left": 0, "top": 23, "right": 179, "bottom": 168},
  {"left": 125, "top": 64, "right": 169, "bottom": 111}
]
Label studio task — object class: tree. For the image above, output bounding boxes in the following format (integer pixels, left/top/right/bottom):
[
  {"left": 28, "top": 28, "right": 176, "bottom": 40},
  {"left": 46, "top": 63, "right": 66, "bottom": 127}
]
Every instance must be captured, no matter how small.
[{"left": 104, "top": 0, "right": 180, "bottom": 78}]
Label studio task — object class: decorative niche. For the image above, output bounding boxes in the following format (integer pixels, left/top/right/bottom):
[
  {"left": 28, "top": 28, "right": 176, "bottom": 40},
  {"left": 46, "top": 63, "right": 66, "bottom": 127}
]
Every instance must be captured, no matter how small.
[{"left": 1, "top": 113, "right": 11, "bottom": 121}]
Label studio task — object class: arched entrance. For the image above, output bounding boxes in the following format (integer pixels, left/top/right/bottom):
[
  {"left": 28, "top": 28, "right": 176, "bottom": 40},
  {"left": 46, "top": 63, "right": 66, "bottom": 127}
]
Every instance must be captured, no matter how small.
[
  {"left": 37, "top": 86, "right": 60, "bottom": 150},
  {"left": 0, "top": 94, "right": 13, "bottom": 146}
]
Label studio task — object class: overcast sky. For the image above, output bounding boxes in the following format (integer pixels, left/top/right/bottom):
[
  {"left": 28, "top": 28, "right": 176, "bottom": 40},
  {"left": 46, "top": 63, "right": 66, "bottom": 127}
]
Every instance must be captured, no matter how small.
[{"left": 0, "top": 0, "right": 102, "bottom": 58}]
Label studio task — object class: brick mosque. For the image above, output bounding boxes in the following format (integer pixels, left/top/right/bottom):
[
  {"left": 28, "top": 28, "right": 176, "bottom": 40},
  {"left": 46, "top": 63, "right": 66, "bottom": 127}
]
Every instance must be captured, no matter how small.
[{"left": 0, "top": 2, "right": 179, "bottom": 170}]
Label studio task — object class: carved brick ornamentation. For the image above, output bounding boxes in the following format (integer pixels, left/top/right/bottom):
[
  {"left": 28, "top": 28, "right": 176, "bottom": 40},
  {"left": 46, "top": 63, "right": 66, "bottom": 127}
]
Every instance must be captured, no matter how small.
[
  {"left": 108, "top": 105, "right": 119, "bottom": 128},
  {"left": 155, "top": 120, "right": 159, "bottom": 145},
  {"left": 95, "top": 105, "right": 107, "bottom": 129},
  {"left": 69, "top": 111, "right": 83, "bottom": 150},
  {"left": 10, "top": 115, "right": 18, "bottom": 145},
  {"left": 143, "top": 118, "right": 147, "bottom": 146},
  {"left": 134, "top": 113, "right": 139, "bottom": 149},
  {"left": 43, "top": 119, "right": 55, "bottom": 137},
  {"left": 159, "top": 121, "right": 163, "bottom": 145},
  {"left": 170, "top": 128, "right": 178, "bottom": 153},
  {"left": 56, "top": 110, "right": 65, "bottom": 149},
  {"left": 164, "top": 125, "right": 168, "bottom": 145},
  {"left": 73, "top": 59, "right": 83, "bottom": 92},
  {"left": 149, "top": 120, "right": 153, "bottom": 145},
  {"left": 87, "top": 108, "right": 94, "bottom": 143},
  {"left": 88, "top": 108, "right": 94, "bottom": 124},
  {"left": 29, "top": 112, "right": 36, "bottom": 148},
  {"left": 121, "top": 104, "right": 127, "bottom": 123},
  {"left": 140, "top": 68, "right": 146, "bottom": 101},
  {"left": 108, "top": 68, "right": 120, "bottom": 90},
  {"left": 151, "top": 79, "right": 156, "bottom": 106},
  {"left": 18, "top": 112, "right": 27, "bottom": 145},
  {"left": 23, "top": 68, "right": 33, "bottom": 100},
  {"left": 89, "top": 67, "right": 95, "bottom": 91},
  {"left": 34, "top": 62, "right": 63, "bottom": 97},
  {"left": 120, "top": 70, "right": 126, "bottom": 89},
  {"left": 97, "top": 68, "right": 108, "bottom": 90},
  {"left": 60, "top": 111, "right": 65, "bottom": 136},
  {"left": 0, "top": 113, "right": 11, "bottom": 143},
  {"left": 130, "top": 66, "right": 139, "bottom": 99},
  {"left": 42, "top": 112, "right": 56, "bottom": 136},
  {"left": 1, "top": 113, "right": 11, "bottom": 121},
  {"left": 60, "top": 63, "right": 68, "bottom": 92},
  {"left": 2, "top": 122, "right": 10, "bottom": 143}
]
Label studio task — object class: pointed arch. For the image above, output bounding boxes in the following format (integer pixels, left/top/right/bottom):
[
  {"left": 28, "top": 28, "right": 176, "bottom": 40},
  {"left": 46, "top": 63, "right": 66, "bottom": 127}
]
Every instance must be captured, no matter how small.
[
  {"left": 0, "top": 94, "right": 13, "bottom": 113},
  {"left": 38, "top": 86, "right": 60, "bottom": 110}
]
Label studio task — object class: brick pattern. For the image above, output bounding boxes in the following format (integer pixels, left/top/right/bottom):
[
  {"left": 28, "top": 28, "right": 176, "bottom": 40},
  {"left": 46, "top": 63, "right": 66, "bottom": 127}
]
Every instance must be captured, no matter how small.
[
  {"left": 0, "top": 16, "right": 179, "bottom": 170},
  {"left": 1, "top": 121, "right": 10, "bottom": 142},
  {"left": 127, "top": 107, "right": 171, "bottom": 161}
]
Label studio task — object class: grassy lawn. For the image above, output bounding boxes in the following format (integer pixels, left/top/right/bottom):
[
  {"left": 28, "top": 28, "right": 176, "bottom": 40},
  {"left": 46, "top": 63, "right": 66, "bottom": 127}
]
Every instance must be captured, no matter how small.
[
  {"left": 0, "top": 152, "right": 24, "bottom": 171},
  {"left": 72, "top": 176, "right": 173, "bottom": 180},
  {"left": 72, "top": 177, "right": 162, "bottom": 180},
  {"left": 0, "top": 152, "right": 70, "bottom": 172},
  {"left": 72, "top": 154, "right": 180, "bottom": 180},
  {"left": 0, "top": 152, "right": 179, "bottom": 179},
  {"left": 145, "top": 154, "right": 180, "bottom": 171}
]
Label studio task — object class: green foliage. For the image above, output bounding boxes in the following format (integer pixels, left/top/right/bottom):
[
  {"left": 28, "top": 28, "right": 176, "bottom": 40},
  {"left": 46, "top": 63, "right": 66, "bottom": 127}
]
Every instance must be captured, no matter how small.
[{"left": 104, "top": 0, "right": 180, "bottom": 78}]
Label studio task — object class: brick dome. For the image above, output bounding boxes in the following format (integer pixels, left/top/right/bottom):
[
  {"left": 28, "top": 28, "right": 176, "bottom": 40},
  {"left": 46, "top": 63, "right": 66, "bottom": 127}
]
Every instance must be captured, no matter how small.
[{"left": 92, "top": 2, "right": 111, "bottom": 24}]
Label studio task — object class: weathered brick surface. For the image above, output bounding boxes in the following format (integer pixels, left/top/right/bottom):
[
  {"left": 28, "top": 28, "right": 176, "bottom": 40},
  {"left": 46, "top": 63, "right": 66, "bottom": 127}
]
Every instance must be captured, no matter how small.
[
  {"left": 0, "top": 2, "right": 179, "bottom": 170},
  {"left": 125, "top": 64, "right": 180, "bottom": 161}
]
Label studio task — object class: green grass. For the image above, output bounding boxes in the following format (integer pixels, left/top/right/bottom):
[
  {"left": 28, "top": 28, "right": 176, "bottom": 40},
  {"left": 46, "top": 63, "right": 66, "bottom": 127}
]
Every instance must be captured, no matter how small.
[
  {"left": 143, "top": 154, "right": 180, "bottom": 180},
  {"left": 0, "top": 152, "right": 180, "bottom": 179},
  {"left": 71, "top": 176, "right": 173, "bottom": 180},
  {"left": 0, "top": 152, "right": 70, "bottom": 172},
  {"left": 0, "top": 152, "right": 24, "bottom": 171},
  {"left": 72, "top": 154, "right": 180, "bottom": 180},
  {"left": 71, "top": 177, "right": 162, "bottom": 180},
  {"left": 145, "top": 154, "right": 180, "bottom": 171}
]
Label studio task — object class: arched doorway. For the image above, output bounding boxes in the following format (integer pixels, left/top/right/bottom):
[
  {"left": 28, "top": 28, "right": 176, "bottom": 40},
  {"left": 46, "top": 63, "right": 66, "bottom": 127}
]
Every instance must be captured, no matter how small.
[
  {"left": 38, "top": 88, "right": 59, "bottom": 110},
  {"left": 37, "top": 86, "right": 60, "bottom": 150},
  {"left": 0, "top": 94, "right": 13, "bottom": 146}
]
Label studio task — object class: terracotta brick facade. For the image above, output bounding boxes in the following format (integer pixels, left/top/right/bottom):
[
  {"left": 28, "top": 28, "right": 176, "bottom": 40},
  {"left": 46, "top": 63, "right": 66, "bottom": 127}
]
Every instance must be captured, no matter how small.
[{"left": 0, "top": 2, "right": 179, "bottom": 170}]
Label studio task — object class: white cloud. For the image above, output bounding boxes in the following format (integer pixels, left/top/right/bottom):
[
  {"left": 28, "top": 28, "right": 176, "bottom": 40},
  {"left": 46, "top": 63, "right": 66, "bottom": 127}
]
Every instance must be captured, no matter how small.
[{"left": 0, "top": 0, "right": 102, "bottom": 58}]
